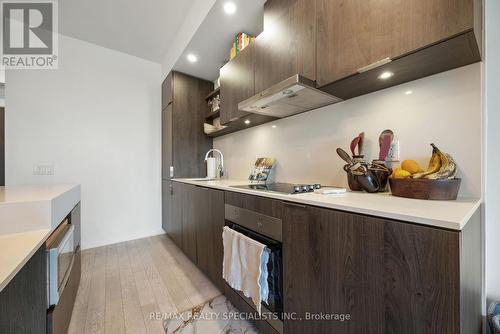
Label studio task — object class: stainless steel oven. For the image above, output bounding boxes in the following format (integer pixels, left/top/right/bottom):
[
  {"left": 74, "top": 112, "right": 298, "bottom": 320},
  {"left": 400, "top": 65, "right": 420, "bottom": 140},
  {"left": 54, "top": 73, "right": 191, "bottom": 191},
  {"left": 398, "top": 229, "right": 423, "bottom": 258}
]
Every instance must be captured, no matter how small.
[
  {"left": 46, "top": 219, "right": 77, "bottom": 307},
  {"left": 225, "top": 204, "right": 283, "bottom": 333}
]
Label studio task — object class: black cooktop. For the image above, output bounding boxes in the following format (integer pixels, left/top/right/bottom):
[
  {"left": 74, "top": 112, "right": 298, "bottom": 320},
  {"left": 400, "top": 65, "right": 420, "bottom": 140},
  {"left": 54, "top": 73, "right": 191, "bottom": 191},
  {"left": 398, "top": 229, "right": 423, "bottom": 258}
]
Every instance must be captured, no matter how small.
[{"left": 231, "top": 183, "right": 321, "bottom": 195}]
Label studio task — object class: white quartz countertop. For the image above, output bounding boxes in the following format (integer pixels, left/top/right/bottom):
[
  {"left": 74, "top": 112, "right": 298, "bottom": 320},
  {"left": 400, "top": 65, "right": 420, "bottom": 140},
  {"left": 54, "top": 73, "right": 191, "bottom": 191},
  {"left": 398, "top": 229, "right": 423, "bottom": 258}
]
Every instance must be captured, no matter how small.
[
  {"left": 0, "top": 184, "right": 80, "bottom": 292},
  {"left": 0, "top": 184, "right": 80, "bottom": 234},
  {"left": 0, "top": 229, "right": 51, "bottom": 292},
  {"left": 173, "top": 178, "right": 481, "bottom": 231}
]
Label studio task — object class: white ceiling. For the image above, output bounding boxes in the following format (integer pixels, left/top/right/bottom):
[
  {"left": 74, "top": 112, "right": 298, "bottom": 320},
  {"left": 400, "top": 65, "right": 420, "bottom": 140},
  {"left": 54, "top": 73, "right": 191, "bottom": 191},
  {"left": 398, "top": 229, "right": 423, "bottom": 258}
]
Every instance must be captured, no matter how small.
[
  {"left": 59, "top": 0, "right": 196, "bottom": 63},
  {"left": 173, "top": 0, "right": 266, "bottom": 81}
]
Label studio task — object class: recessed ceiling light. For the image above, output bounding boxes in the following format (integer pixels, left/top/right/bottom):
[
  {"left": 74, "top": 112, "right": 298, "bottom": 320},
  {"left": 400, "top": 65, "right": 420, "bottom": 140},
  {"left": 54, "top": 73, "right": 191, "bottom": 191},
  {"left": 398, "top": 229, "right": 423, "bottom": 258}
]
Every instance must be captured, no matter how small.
[
  {"left": 378, "top": 71, "right": 394, "bottom": 80},
  {"left": 223, "top": 2, "right": 237, "bottom": 15},
  {"left": 272, "top": 125, "right": 277, "bottom": 129},
  {"left": 244, "top": 119, "right": 251, "bottom": 125},
  {"left": 187, "top": 54, "right": 198, "bottom": 63},
  {"left": 405, "top": 90, "right": 413, "bottom": 95}
]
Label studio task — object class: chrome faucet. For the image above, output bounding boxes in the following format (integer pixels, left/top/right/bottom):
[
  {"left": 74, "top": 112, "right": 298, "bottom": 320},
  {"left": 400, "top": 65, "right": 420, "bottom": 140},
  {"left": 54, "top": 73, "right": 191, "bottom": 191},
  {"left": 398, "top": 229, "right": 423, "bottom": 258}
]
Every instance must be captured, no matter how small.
[{"left": 205, "top": 149, "right": 224, "bottom": 178}]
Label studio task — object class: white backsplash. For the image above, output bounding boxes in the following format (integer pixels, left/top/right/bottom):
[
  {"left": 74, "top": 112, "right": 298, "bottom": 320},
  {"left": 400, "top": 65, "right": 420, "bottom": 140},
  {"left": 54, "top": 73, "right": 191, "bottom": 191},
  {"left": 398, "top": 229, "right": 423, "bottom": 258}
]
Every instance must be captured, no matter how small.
[{"left": 214, "top": 63, "right": 482, "bottom": 198}]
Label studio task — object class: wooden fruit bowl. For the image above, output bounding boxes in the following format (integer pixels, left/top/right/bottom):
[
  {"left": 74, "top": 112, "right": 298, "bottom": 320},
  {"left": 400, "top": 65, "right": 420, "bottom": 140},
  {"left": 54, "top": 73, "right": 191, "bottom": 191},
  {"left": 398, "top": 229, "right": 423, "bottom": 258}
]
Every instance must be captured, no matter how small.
[{"left": 389, "top": 177, "right": 461, "bottom": 200}]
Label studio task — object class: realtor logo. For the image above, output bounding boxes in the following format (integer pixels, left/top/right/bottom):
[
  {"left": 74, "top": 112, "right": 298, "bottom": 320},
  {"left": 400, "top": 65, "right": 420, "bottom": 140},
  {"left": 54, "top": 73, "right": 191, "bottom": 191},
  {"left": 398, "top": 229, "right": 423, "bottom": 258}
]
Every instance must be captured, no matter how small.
[{"left": 1, "top": 0, "right": 58, "bottom": 69}]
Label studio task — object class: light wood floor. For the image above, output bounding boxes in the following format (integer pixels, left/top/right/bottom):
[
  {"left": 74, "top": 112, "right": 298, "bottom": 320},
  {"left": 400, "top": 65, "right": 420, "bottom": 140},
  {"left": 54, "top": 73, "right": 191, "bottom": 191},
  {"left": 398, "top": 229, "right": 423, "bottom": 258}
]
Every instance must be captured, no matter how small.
[{"left": 68, "top": 235, "right": 222, "bottom": 334}]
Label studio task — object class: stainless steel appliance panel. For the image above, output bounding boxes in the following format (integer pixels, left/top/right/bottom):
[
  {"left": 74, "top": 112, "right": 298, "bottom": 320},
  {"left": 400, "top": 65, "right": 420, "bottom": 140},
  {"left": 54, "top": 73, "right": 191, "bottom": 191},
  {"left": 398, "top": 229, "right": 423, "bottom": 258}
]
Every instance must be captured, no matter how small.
[
  {"left": 225, "top": 204, "right": 282, "bottom": 241},
  {"left": 46, "top": 221, "right": 76, "bottom": 307}
]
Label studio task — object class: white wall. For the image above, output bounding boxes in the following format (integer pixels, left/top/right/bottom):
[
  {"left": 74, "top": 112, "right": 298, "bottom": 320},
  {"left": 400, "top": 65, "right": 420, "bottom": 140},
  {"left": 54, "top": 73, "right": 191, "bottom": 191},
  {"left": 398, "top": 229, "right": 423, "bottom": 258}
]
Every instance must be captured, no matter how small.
[
  {"left": 0, "top": 68, "right": 4, "bottom": 106},
  {"left": 0, "top": 84, "right": 4, "bottom": 107},
  {"left": 5, "top": 34, "right": 163, "bottom": 249},
  {"left": 485, "top": 0, "right": 500, "bottom": 303},
  {"left": 215, "top": 63, "right": 482, "bottom": 198}
]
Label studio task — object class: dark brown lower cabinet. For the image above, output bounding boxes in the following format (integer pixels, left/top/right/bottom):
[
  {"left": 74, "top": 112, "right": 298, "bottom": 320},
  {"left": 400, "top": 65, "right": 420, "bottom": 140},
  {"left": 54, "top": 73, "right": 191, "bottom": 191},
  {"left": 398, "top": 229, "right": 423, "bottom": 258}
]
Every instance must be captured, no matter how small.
[
  {"left": 182, "top": 184, "right": 198, "bottom": 263},
  {"left": 170, "top": 181, "right": 184, "bottom": 249},
  {"left": 283, "top": 202, "right": 481, "bottom": 334},
  {"left": 171, "top": 182, "right": 225, "bottom": 290},
  {"left": 168, "top": 186, "right": 481, "bottom": 333},
  {"left": 195, "top": 187, "right": 225, "bottom": 290},
  {"left": 283, "top": 202, "right": 386, "bottom": 333},
  {"left": 162, "top": 180, "right": 172, "bottom": 233},
  {"left": 0, "top": 245, "right": 47, "bottom": 334}
]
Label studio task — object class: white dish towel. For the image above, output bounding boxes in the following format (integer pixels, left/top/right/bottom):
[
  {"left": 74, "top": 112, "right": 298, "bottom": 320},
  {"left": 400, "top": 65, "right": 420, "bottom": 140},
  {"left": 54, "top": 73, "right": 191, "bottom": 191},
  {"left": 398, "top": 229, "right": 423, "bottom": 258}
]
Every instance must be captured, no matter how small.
[{"left": 222, "top": 226, "right": 269, "bottom": 314}]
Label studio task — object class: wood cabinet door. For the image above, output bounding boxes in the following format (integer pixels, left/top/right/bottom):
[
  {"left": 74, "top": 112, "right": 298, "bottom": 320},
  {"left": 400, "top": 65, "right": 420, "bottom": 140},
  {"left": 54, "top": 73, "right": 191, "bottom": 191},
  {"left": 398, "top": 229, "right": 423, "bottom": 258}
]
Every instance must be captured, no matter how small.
[
  {"left": 161, "top": 72, "right": 173, "bottom": 110},
  {"left": 254, "top": 0, "right": 316, "bottom": 93},
  {"left": 316, "top": 0, "right": 475, "bottom": 87},
  {"left": 182, "top": 184, "right": 198, "bottom": 263},
  {"left": 162, "top": 180, "right": 172, "bottom": 233},
  {"left": 283, "top": 202, "right": 385, "bottom": 334},
  {"left": 196, "top": 187, "right": 225, "bottom": 290},
  {"left": 162, "top": 104, "right": 173, "bottom": 180},
  {"left": 0, "top": 246, "right": 47, "bottom": 334},
  {"left": 383, "top": 220, "right": 460, "bottom": 334},
  {"left": 283, "top": 202, "right": 460, "bottom": 334},
  {"left": 170, "top": 182, "right": 184, "bottom": 248},
  {"left": 172, "top": 72, "right": 213, "bottom": 178},
  {"left": 263, "top": 0, "right": 298, "bottom": 30},
  {"left": 219, "top": 44, "right": 255, "bottom": 125},
  {"left": 391, "top": 0, "right": 474, "bottom": 62}
]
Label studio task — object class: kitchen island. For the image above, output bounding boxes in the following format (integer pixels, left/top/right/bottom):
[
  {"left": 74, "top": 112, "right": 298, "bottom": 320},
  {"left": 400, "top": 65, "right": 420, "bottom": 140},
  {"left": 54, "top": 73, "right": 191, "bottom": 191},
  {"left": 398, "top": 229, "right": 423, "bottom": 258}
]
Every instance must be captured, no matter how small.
[
  {"left": 0, "top": 184, "right": 81, "bottom": 334},
  {"left": 0, "top": 184, "right": 80, "bottom": 291}
]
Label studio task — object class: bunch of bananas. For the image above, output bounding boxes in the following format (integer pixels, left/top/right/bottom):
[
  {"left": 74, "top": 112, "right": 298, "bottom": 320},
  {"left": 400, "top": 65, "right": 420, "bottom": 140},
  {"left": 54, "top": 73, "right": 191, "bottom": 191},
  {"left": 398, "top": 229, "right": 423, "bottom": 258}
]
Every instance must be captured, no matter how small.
[{"left": 412, "top": 143, "right": 458, "bottom": 180}]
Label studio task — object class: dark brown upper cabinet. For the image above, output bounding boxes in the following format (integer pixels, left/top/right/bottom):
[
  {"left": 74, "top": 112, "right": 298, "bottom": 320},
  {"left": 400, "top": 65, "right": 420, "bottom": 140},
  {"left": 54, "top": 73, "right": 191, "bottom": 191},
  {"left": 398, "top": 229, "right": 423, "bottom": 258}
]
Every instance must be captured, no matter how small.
[
  {"left": 161, "top": 72, "right": 173, "bottom": 110},
  {"left": 263, "top": 0, "right": 296, "bottom": 29},
  {"left": 216, "top": 0, "right": 482, "bottom": 136},
  {"left": 161, "top": 104, "right": 172, "bottom": 180},
  {"left": 254, "top": 0, "right": 316, "bottom": 94},
  {"left": 219, "top": 44, "right": 255, "bottom": 125},
  {"left": 317, "top": 0, "right": 482, "bottom": 99},
  {"left": 161, "top": 72, "right": 213, "bottom": 235},
  {"left": 161, "top": 72, "right": 212, "bottom": 180},
  {"left": 216, "top": 0, "right": 315, "bottom": 133},
  {"left": 171, "top": 72, "right": 213, "bottom": 178}
]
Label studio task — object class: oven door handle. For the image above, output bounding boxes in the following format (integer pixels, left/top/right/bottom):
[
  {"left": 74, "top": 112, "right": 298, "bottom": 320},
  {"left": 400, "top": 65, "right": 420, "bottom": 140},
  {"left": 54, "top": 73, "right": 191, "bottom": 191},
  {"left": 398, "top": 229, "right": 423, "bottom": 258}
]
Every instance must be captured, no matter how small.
[{"left": 47, "top": 223, "right": 74, "bottom": 252}]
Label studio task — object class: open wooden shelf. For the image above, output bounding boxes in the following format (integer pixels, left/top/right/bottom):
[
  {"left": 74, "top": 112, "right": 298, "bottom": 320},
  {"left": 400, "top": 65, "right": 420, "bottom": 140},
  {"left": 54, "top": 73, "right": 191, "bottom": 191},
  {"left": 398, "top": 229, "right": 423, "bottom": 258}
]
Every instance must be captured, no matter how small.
[
  {"left": 204, "top": 87, "right": 220, "bottom": 101},
  {"left": 205, "top": 109, "right": 220, "bottom": 121},
  {"left": 205, "top": 113, "right": 278, "bottom": 138},
  {"left": 205, "top": 126, "right": 233, "bottom": 138}
]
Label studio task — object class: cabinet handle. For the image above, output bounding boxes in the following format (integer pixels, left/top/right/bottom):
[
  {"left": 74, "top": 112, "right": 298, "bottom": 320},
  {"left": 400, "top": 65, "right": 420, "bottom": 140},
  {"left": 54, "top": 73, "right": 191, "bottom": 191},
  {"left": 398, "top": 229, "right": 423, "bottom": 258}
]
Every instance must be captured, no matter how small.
[
  {"left": 283, "top": 202, "right": 307, "bottom": 209},
  {"left": 357, "top": 57, "right": 392, "bottom": 73}
]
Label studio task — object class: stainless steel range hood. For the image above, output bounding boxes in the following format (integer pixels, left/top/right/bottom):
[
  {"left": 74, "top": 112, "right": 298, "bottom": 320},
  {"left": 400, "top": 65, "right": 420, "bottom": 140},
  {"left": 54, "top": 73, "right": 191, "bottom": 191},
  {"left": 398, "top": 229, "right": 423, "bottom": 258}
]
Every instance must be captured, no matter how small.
[{"left": 238, "top": 75, "right": 342, "bottom": 118}]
